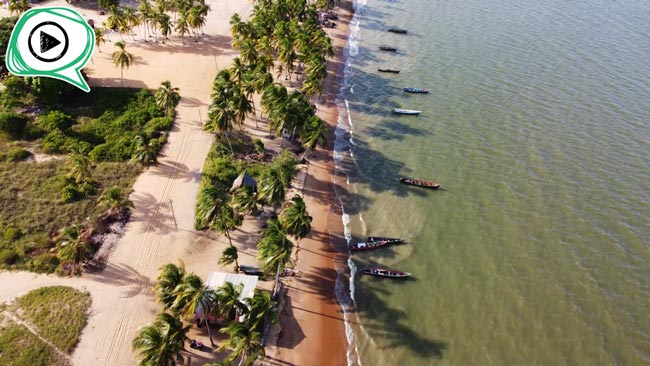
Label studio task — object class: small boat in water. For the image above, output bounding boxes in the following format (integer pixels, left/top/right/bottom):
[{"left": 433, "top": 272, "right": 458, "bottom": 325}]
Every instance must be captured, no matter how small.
[
  {"left": 350, "top": 240, "right": 392, "bottom": 251},
  {"left": 378, "top": 68, "right": 400, "bottom": 73},
  {"left": 399, "top": 176, "right": 441, "bottom": 189},
  {"left": 387, "top": 27, "right": 407, "bottom": 34},
  {"left": 393, "top": 108, "right": 422, "bottom": 115},
  {"left": 362, "top": 267, "right": 411, "bottom": 278},
  {"left": 379, "top": 45, "right": 398, "bottom": 52},
  {"left": 403, "top": 87, "right": 429, "bottom": 94},
  {"left": 367, "top": 236, "right": 403, "bottom": 244}
]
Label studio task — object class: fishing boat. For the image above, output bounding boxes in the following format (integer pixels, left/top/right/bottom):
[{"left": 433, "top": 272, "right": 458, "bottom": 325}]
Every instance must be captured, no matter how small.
[
  {"left": 399, "top": 176, "right": 441, "bottom": 189},
  {"left": 403, "top": 87, "right": 429, "bottom": 94},
  {"left": 378, "top": 68, "right": 400, "bottom": 73},
  {"left": 362, "top": 267, "right": 411, "bottom": 278},
  {"left": 379, "top": 45, "right": 398, "bottom": 52},
  {"left": 350, "top": 240, "right": 392, "bottom": 251},
  {"left": 393, "top": 108, "right": 422, "bottom": 115},
  {"left": 367, "top": 236, "right": 403, "bottom": 243},
  {"left": 238, "top": 265, "right": 264, "bottom": 276},
  {"left": 387, "top": 27, "right": 407, "bottom": 34}
]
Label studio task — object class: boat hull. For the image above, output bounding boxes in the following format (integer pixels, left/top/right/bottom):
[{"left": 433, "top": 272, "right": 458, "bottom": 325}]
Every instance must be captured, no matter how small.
[
  {"left": 399, "top": 176, "right": 441, "bottom": 189},
  {"left": 362, "top": 267, "right": 411, "bottom": 278}
]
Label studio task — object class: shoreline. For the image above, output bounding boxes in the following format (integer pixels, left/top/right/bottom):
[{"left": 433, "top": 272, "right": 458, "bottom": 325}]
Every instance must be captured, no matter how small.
[{"left": 266, "top": 1, "right": 356, "bottom": 366}]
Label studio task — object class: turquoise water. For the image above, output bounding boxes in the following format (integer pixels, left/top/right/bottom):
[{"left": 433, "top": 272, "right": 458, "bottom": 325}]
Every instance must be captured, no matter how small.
[{"left": 334, "top": 0, "right": 650, "bottom": 365}]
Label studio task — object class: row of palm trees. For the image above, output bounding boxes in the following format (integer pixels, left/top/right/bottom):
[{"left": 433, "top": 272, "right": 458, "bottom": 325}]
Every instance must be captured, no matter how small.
[{"left": 132, "top": 262, "right": 277, "bottom": 366}]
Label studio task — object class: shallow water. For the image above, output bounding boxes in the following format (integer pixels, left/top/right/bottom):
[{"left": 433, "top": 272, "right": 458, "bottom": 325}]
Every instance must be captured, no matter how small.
[{"left": 335, "top": 0, "right": 650, "bottom": 365}]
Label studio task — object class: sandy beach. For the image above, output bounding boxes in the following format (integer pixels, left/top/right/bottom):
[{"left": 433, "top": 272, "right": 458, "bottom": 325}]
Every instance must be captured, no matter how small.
[{"left": 0, "top": 0, "right": 354, "bottom": 365}]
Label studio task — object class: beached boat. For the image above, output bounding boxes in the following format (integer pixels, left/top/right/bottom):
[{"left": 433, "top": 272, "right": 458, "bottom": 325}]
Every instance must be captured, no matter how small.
[
  {"left": 379, "top": 45, "right": 398, "bottom": 52},
  {"left": 362, "top": 267, "right": 411, "bottom": 278},
  {"left": 350, "top": 240, "right": 392, "bottom": 251},
  {"left": 403, "top": 87, "right": 429, "bottom": 94},
  {"left": 399, "top": 176, "right": 441, "bottom": 189},
  {"left": 393, "top": 108, "right": 422, "bottom": 115},
  {"left": 387, "top": 28, "right": 407, "bottom": 34},
  {"left": 367, "top": 236, "right": 403, "bottom": 243},
  {"left": 238, "top": 265, "right": 264, "bottom": 276},
  {"left": 378, "top": 68, "right": 400, "bottom": 73}
]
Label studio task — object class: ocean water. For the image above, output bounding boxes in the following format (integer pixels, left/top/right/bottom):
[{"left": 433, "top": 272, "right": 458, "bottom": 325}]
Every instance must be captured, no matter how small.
[{"left": 333, "top": 0, "right": 650, "bottom": 365}]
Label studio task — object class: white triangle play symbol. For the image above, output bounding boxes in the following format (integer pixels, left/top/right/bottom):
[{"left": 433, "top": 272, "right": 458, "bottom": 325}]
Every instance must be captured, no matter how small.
[{"left": 40, "top": 31, "right": 61, "bottom": 53}]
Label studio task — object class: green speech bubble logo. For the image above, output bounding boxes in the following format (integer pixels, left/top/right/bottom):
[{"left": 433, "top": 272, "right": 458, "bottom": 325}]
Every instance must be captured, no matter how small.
[{"left": 5, "top": 7, "right": 95, "bottom": 92}]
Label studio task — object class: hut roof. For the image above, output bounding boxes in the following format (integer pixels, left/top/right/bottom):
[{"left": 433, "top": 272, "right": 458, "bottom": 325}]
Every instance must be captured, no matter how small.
[{"left": 230, "top": 171, "right": 257, "bottom": 192}]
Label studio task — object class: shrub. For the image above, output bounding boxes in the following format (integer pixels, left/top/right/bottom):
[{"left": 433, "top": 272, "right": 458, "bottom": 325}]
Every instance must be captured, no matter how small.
[
  {"left": 5, "top": 146, "right": 32, "bottom": 162},
  {"left": 0, "top": 75, "right": 30, "bottom": 108},
  {"left": 0, "top": 112, "right": 29, "bottom": 139},
  {"left": 4, "top": 225, "right": 22, "bottom": 241},
  {"left": 0, "top": 248, "right": 19, "bottom": 265},
  {"left": 41, "top": 129, "right": 75, "bottom": 153},
  {"left": 61, "top": 184, "right": 81, "bottom": 203},
  {"left": 38, "top": 110, "right": 74, "bottom": 131},
  {"left": 27, "top": 76, "right": 78, "bottom": 106},
  {"left": 32, "top": 253, "right": 59, "bottom": 272},
  {"left": 143, "top": 116, "right": 173, "bottom": 136}
]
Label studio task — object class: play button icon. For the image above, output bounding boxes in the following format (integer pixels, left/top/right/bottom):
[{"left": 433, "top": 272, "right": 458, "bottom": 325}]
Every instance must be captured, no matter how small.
[
  {"left": 40, "top": 30, "right": 61, "bottom": 53},
  {"left": 28, "top": 21, "right": 68, "bottom": 62}
]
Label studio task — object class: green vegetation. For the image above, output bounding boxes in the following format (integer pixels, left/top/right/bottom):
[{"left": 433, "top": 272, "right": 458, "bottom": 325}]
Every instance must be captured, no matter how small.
[
  {"left": 14, "top": 286, "right": 91, "bottom": 353},
  {"left": 0, "top": 322, "right": 69, "bottom": 366},
  {"left": 0, "top": 286, "right": 91, "bottom": 366},
  {"left": 0, "top": 76, "right": 178, "bottom": 272}
]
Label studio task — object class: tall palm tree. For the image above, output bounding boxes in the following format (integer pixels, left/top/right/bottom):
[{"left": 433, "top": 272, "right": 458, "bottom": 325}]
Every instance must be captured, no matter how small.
[
  {"left": 56, "top": 226, "right": 92, "bottom": 272},
  {"left": 244, "top": 289, "right": 277, "bottom": 333},
  {"left": 256, "top": 227, "right": 293, "bottom": 276},
  {"left": 258, "top": 168, "right": 285, "bottom": 209},
  {"left": 132, "top": 312, "right": 188, "bottom": 366},
  {"left": 8, "top": 0, "right": 30, "bottom": 16},
  {"left": 219, "top": 245, "right": 240, "bottom": 273},
  {"left": 112, "top": 41, "right": 133, "bottom": 87},
  {"left": 155, "top": 262, "right": 186, "bottom": 311},
  {"left": 299, "top": 115, "right": 329, "bottom": 160},
  {"left": 158, "top": 13, "right": 172, "bottom": 42},
  {"left": 94, "top": 28, "right": 106, "bottom": 53},
  {"left": 132, "top": 134, "right": 157, "bottom": 165},
  {"left": 175, "top": 14, "right": 190, "bottom": 42},
  {"left": 155, "top": 80, "right": 180, "bottom": 116},
  {"left": 279, "top": 195, "right": 312, "bottom": 239},
  {"left": 96, "top": 186, "right": 134, "bottom": 218},
  {"left": 172, "top": 274, "right": 218, "bottom": 345},
  {"left": 138, "top": 0, "right": 153, "bottom": 41},
  {"left": 66, "top": 152, "right": 93, "bottom": 185},
  {"left": 107, "top": 7, "right": 125, "bottom": 41},
  {"left": 122, "top": 6, "right": 141, "bottom": 40},
  {"left": 216, "top": 282, "right": 244, "bottom": 322},
  {"left": 211, "top": 204, "right": 242, "bottom": 248},
  {"left": 218, "top": 321, "right": 265, "bottom": 366}
]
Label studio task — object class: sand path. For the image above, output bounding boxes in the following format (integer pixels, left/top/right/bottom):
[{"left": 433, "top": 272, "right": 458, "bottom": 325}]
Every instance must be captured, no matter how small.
[{"left": 0, "top": 0, "right": 253, "bottom": 365}]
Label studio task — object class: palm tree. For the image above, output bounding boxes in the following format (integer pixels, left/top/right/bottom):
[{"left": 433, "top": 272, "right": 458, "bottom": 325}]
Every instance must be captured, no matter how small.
[
  {"left": 155, "top": 262, "right": 186, "bottom": 311},
  {"left": 107, "top": 7, "right": 125, "bottom": 41},
  {"left": 300, "top": 115, "right": 329, "bottom": 160},
  {"left": 244, "top": 289, "right": 277, "bottom": 332},
  {"left": 211, "top": 204, "right": 242, "bottom": 248},
  {"left": 56, "top": 226, "right": 92, "bottom": 272},
  {"left": 158, "top": 13, "right": 172, "bottom": 42},
  {"left": 66, "top": 152, "right": 93, "bottom": 185},
  {"left": 218, "top": 321, "right": 265, "bottom": 366},
  {"left": 112, "top": 41, "right": 133, "bottom": 87},
  {"left": 96, "top": 186, "right": 134, "bottom": 218},
  {"left": 257, "top": 226, "right": 293, "bottom": 276},
  {"left": 186, "top": 6, "right": 206, "bottom": 41},
  {"left": 132, "top": 312, "right": 188, "bottom": 366},
  {"left": 8, "top": 0, "right": 30, "bottom": 16},
  {"left": 279, "top": 195, "right": 312, "bottom": 239},
  {"left": 138, "top": 0, "right": 153, "bottom": 41},
  {"left": 258, "top": 169, "right": 285, "bottom": 209},
  {"left": 219, "top": 246, "right": 240, "bottom": 272},
  {"left": 132, "top": 134, "right": 157, "bottom": 165},
  {"left": 172, "top": 274, "right": 218, "bottom": 345},
  {"left": 155, "top": 80, "right": 180, "bottom": 116},
  {"left": 175, "top": 14, "right": 190, "bottom": 42},
  {"left": 122, "top": 6, "right": 141, "bottom": 40},
  {"left": 230, "top": 186, "right": 259, "bottom": 215},
  {"left": 216, "top": 282, "right": 244, "bottom": 322},
  {"left": 94, "top": 28, "right": 106, "bottom": 53}
]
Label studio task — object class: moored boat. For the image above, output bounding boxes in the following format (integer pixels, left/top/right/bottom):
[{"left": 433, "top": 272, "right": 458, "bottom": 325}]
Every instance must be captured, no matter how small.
[
  {"left": 362, "top": 267, "right": 411, "bottom": 278},
  {"left": 367, "top": 236, "right": 403, "bottom": 244},
  {"left": 393, "top": 108, "right": 422, "bottom": 115},
  {"left": 387, "top": 28, "right": 407, "bottom": 34},
  {"left": 399, "top": 176, "right": 441, "bottom": 189},
  {"left": 403, "top": 87, "right": 429, "bottom": 94},
  {"left": 378, "top": 68, "right": 400, "bottom": 73},
  {"left": 350, "top": 240, "right": 392, "bottom": 251},
  {"left": 379, "top": 45, "right": 398, "bottom": 52}
]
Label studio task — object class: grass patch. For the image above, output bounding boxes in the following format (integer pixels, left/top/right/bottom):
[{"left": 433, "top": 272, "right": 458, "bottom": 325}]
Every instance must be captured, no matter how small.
[
  {"left": 0, "top": 160, "right": 141, "bottom": 271},
  {"left": 14, "top": 286, "right": 91, "bottom": 354},
  {"left": 0, "top": 321, "right": 69, "bottom": 366}
]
